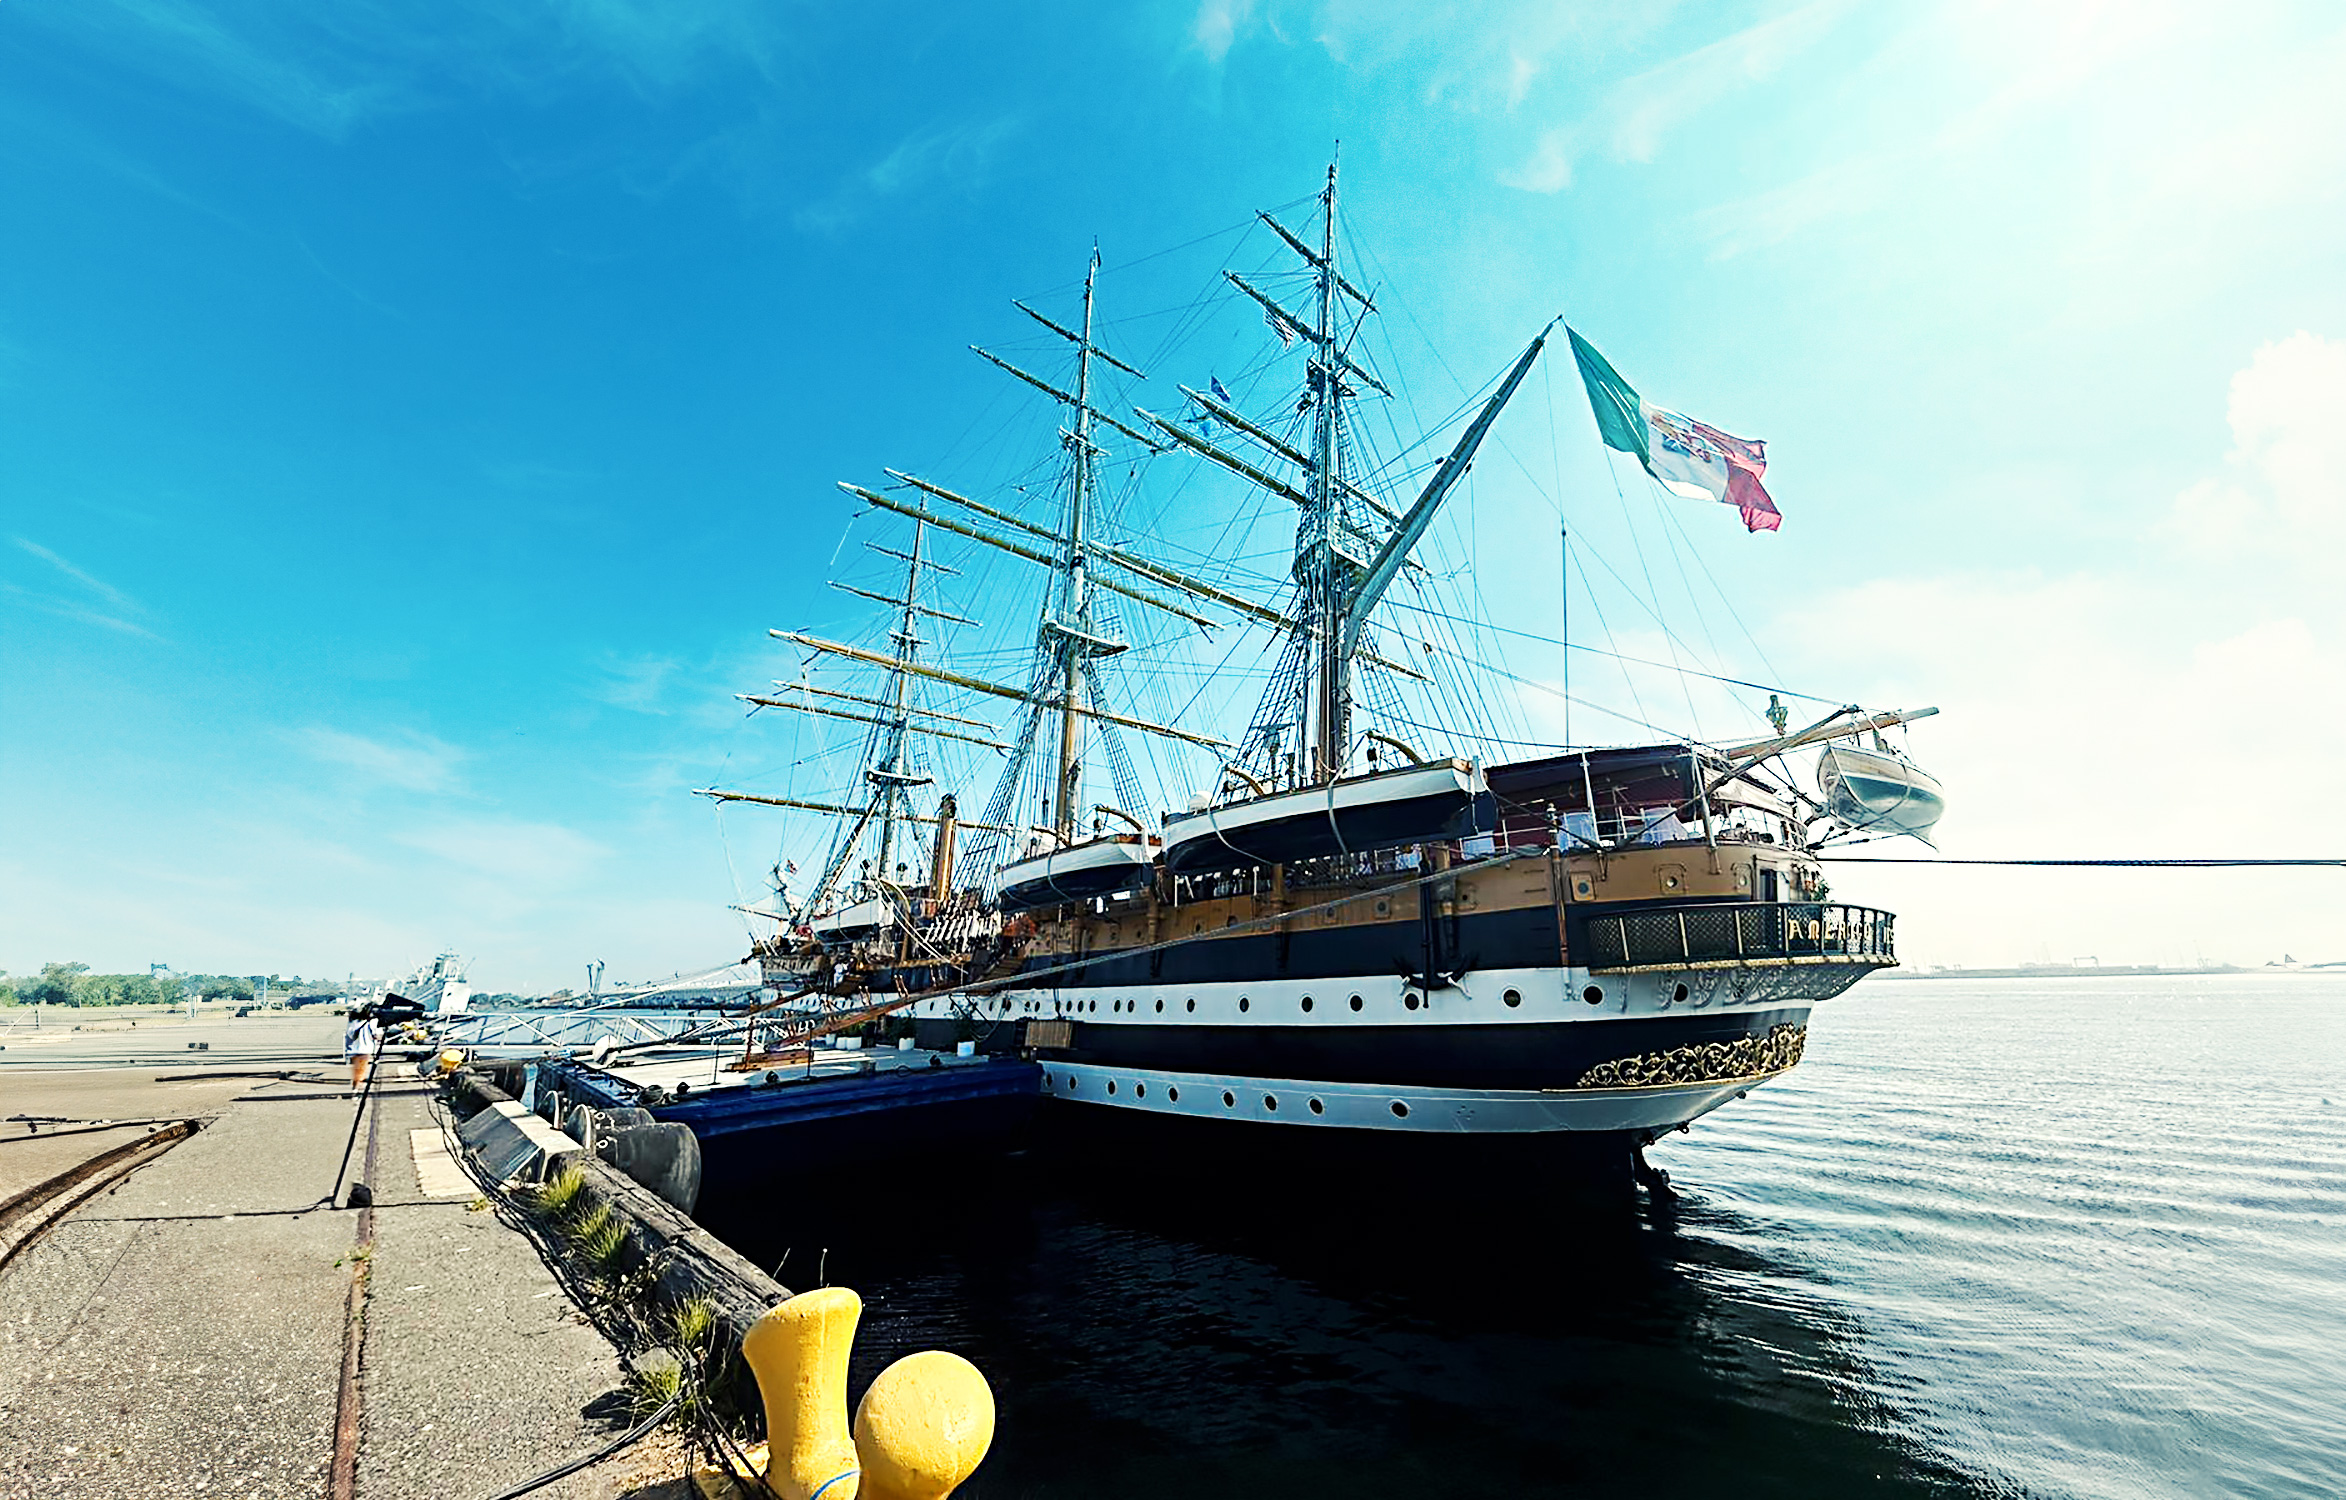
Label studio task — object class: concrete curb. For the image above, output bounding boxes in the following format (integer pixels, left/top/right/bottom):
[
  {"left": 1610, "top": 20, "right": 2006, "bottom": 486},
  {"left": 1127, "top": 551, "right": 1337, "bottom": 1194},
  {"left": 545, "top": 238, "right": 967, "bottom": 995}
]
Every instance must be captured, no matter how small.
[{"left": 446, "top": 1069, "right": 791, "bottom": 1404}]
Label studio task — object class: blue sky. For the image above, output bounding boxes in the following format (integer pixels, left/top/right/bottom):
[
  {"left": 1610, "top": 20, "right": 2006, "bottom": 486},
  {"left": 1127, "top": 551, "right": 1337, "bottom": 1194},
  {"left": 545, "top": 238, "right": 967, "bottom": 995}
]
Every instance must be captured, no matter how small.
[{"left": 6, "top": 0, "right": 2344, "bottom": 990}]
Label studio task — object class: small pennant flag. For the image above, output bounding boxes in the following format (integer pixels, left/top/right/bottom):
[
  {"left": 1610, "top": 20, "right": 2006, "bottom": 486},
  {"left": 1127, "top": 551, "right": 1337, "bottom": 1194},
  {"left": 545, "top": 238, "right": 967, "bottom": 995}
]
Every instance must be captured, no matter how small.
[
  {"left": 1210, "top": 375, "right": 1232, "bottom": 402},
  {"left": 1266, "top": 307, "right": 1295, "bottom": 348},
  {"left": 1568, "top": 328, "right": 1781, "bottom": 532}
]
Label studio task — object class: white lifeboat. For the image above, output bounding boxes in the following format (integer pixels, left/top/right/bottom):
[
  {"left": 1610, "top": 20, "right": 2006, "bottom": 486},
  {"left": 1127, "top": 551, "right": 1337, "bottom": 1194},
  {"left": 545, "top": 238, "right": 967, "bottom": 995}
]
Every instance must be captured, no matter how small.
[
  {"left": 1161, "top": 758, "right": 1496, "bottom": 874},
  {"left": 1818, "top": 743, "right": 1946, "bottom": 844},
  {"left": 996, "top": 836, "right": 1161, "bottom": 912}
]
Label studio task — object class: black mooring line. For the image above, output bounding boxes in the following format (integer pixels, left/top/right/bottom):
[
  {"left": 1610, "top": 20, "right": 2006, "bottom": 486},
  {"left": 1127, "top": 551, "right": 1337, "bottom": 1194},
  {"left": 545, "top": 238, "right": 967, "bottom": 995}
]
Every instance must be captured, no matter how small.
[{"left": 1817, "top": 857, "right": 2346, "bottom": 867}]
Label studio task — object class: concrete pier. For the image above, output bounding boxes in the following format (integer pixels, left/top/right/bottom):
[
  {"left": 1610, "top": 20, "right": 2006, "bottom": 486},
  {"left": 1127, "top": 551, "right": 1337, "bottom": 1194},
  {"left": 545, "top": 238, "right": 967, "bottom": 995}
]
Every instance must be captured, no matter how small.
[{"left": 0, "top": 1014, "right": 690, "bottom": 1497}]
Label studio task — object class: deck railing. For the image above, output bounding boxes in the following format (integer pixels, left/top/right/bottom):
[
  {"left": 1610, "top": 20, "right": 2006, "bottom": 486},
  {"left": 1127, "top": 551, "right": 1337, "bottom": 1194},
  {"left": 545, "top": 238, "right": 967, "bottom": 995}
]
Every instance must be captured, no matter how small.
[{"left": 1583, "top": 902, "right": 1896, "bottom": 971}]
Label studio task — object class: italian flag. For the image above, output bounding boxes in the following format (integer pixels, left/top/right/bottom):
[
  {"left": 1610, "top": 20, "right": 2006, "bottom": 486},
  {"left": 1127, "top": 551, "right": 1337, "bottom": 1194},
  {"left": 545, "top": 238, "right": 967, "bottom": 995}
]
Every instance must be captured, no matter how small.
[{"left": 1569, "top": 328, "right": 1782, "bottom": 533}]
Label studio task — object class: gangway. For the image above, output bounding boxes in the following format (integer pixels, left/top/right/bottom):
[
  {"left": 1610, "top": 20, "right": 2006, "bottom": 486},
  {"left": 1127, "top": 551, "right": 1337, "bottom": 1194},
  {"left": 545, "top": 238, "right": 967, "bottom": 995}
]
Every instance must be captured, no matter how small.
[{"left": 427, "top": 1007, "right": 744, "bottom": 1058}]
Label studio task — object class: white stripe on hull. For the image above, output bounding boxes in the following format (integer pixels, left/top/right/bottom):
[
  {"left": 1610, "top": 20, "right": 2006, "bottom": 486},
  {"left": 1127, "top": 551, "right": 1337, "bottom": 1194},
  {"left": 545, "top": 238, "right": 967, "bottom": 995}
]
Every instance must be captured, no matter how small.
[
  {"left": 906, "top": 963, "right": 1850, "bottom": 1029},
  {"left": 1035, "top": 1060, "right": 1783, "bottom": 1134}
]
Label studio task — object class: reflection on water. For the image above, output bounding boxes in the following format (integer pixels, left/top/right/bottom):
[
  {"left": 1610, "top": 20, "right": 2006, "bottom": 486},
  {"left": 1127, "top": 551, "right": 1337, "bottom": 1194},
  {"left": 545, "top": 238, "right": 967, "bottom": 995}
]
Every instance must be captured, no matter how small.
[
  {"left": 709, "top": 1150, "right": 1987, "bottom": 1497},
  {"left": 701, "top": 977, "right": 2346, "bottom": 1500}
]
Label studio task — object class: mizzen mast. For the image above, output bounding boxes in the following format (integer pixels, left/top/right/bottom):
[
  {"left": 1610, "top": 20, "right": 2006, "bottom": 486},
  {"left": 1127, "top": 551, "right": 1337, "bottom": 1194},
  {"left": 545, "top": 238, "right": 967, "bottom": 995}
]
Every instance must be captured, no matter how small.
[{"left": 699, "top": 509, "right": 978, "bottom": 922}]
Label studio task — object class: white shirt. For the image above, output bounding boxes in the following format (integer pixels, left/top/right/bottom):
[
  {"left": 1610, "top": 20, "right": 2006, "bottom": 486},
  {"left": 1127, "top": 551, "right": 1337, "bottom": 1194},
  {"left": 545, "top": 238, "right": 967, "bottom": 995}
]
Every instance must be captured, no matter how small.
[{"left": 343, "top": 1016, "right": 382, "bottom": 1058}]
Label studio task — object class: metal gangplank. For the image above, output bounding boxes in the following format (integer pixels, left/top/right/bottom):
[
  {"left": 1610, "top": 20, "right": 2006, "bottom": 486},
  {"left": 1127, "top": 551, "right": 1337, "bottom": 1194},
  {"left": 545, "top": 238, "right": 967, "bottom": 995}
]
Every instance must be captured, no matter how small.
[{"left": 427, "top": 1007, "right": 744, "bottom": 1058}]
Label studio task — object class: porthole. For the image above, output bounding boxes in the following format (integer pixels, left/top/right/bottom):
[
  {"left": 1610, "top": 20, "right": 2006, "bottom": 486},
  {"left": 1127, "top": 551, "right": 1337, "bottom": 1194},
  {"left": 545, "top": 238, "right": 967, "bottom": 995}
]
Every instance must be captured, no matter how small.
[
  {"left": 1186, "top": 998, "right": 1196, "bottom": 1012},
  {"left": 1135, "top": 1082, "right": 1147, "bottom": 1099},
  {"left": 1349, "top": 994, "right": 1363, "bottom": 1011},
  {"left": 1238, "top": 997, "right": 1251, "bottom": 1013},
  {"left": 1155, "top": 999, "right": 1164, "bottom": 1013},
  {"left": 1043, "top": 1074, "right": 1053, "bottom": 1090},
  {"left": 1308, "top": 1098, "right": 1324, "bottom": 1115},
  {"left": 1106, "top": 1080, "right": 1117, "bottom": 1096},
  {"left": 1583, "top": 985, "right": 1605, "bottom": 1005},
  {"left": 1503, "top": 988, "right": 1522, "bottom": 1008},
  {"left": 1673, "top": 983, "right": 1690, "bottom": 1004},
  {"left": 1300, "top": 996, "right": 1314, "bottom": 1013},
  {"left": 1167, "top": 1086, "right": 1181, "bottom": 1102},
  {"left": 1263, "top": 1094, "right": 1279, "bottom": 1112},
  {"left": 1222, "top": 1090, "right": 1236, "bottom": 1108},
  {"left": 1390, "top": 1100, "right": 1410, "bottom": 1119},
  {"left": 1404, "top": 992, "right": 1420, "bottom": 1011},
  {"left": 1065, "top": 1074, "right": 1078, "bottom": 1089}
]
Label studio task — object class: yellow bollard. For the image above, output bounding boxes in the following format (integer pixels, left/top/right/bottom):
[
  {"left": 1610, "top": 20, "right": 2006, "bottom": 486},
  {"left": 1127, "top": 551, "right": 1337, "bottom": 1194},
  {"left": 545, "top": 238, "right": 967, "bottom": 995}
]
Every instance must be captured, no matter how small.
[
  {"left": 436, "top": 1049, "right": 465, "bottom": 1075},
  {"left": 738, "top": 1288, "right": 864, "bottom": 1500},
  {"left": 852, "top": 1351, "right": 995, "bottom": 1500}
]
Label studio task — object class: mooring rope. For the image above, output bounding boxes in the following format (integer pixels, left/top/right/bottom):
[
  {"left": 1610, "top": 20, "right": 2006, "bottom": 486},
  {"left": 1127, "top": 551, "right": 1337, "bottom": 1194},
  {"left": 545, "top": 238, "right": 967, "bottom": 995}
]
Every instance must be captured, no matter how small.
[{"left": 1817, "top": 857, "right": 2346, "bottom": 868}]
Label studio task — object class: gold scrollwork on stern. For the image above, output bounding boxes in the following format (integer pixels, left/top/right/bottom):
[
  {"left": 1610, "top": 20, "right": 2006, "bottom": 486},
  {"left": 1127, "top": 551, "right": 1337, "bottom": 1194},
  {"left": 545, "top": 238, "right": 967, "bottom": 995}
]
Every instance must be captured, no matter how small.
[{"left": 1574, "top": 1022, "right": 1807, "bottom": 1089}]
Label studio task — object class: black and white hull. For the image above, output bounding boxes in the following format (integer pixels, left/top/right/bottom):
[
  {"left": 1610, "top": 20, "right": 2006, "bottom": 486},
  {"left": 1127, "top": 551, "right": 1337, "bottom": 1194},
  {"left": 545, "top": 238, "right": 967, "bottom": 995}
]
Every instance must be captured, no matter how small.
[{"left": 902, "top": 877, "right": 1894, "bottom": 1141}]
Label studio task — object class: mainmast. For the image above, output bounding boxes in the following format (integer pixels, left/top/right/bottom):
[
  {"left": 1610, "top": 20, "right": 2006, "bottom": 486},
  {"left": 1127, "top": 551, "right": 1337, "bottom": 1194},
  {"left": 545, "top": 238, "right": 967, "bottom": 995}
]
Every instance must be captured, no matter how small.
[
  {"left": 1308, "top": 162, "right": 1346, "bottom": 784},
  {"left": 1183, "top": 158, "right": 1554, "bottom": 795},
  {"left": 1052, "top": 252, "right": 1102, "bottom": 841}
]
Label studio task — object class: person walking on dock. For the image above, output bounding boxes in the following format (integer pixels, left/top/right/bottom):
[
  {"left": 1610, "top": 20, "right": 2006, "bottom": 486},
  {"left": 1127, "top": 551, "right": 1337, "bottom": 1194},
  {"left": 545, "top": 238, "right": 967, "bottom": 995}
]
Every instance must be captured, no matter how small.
[{"left": 343, "top": 1005, "right": 382, "bottom": 1092}]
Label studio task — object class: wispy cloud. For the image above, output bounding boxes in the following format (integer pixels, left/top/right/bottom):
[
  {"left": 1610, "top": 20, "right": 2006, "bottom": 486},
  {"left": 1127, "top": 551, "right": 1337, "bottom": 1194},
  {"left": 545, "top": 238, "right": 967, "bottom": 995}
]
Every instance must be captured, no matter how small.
[
  {"left": 294, "top": 726, "right": 467, "bottom": 793},
  {"left": 1191, "top": 0, "right": 1256, "bottom": 65},
  {"left": 5, "top": 538, "right": 160, "bottom": 638},
  {"left": 392, "top": 817, "right": 611, "bottom": 885},
  {"left": 1499, "top": 0, "right": 1851, "bottom": 195},
  {"left": 793, "top": 116, "right": 1024, "bottom": 234},
  {"left": 17, "top": 0, "right": 788, "bottom": 142},
  {"left": 1499, "top": 130, "right": 1572, "bottom": 193},
  {"left": 595, "top": 653, "right": 681, "bottom": 714},
  {"left": 39, "top": 0, "right": 400, "bottom": 139},
  {"left": 15, "top": 538, "right": 137, "bottom": 611},
  {"left": 0, "top": 583, "right": 162, "bottom": 639}
]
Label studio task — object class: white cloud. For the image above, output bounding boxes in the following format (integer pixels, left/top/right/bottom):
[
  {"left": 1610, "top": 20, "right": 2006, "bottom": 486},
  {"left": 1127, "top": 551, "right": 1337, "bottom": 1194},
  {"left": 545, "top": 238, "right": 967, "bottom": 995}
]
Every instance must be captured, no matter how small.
[
  {"left": 1500, "top": 130, "right": 1573, "bottom": 194},
  {"left": 2165, "top": 332, "right": 2346, "bottom": 556},
  {"left": 596, "top": 653, "right": 681, "bottom": 713},
  {"left": 391, "top": 818, "right": 612, "bottom": 886},
  {"left": 294, "top": 726, "right": 466, "bottom": 793},
  {"left": 1605, "top": 0, "right": 1850, "bottom": 165},
  {"left": 1192, "top": 0, "right": 1255, "bottom": 64},
  {"left": 793, "top": 116, "right": 1024, "bottom": 234},
  {"left": 4, "top": 537, "right": 160, "bottom": 638},
  {"left": 14, "top": 537, "right": 135, "bottom": 610},
  {"left": 17, "top": 0, "right": 786, "bottom": 141}
]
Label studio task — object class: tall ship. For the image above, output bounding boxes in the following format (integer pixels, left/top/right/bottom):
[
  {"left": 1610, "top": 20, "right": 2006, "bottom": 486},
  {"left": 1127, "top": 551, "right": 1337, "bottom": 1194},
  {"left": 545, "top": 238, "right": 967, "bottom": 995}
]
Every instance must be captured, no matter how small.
[{"left": 702, "top": 162, "right": 1942, "bottom": 1164}]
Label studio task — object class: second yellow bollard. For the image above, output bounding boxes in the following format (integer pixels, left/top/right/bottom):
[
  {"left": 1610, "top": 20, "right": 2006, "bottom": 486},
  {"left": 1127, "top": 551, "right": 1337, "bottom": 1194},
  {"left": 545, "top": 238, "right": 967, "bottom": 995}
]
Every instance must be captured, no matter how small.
[{"left": 853, "top": 1350, "right": 995, "bottom": 1500}]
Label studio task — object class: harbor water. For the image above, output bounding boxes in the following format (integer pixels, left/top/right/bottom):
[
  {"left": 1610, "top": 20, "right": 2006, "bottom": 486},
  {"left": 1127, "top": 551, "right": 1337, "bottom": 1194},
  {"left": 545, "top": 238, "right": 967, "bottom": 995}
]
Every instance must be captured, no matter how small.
[{"left": 706, "top": 975, "right": 2346, "bottom": 1498}]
